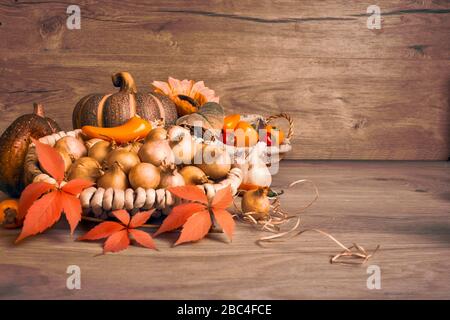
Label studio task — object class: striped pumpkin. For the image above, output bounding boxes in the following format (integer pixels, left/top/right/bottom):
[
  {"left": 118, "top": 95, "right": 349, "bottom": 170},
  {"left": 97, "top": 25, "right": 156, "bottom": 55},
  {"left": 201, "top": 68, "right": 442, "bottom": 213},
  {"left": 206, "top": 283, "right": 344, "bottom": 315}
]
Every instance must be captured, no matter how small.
[{"left": 72, "top": 72, "right": 178, "bottom": 129}]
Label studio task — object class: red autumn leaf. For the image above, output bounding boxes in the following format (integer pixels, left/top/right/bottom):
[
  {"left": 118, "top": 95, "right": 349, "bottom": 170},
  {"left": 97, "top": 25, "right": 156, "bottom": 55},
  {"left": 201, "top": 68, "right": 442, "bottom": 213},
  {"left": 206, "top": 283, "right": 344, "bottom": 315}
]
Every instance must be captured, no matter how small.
[
  {"left": 103, "top": 229, "right": 130, "bottom": 253},
  {"left": 112, "top": 209, "right": 130, "bottom": 226},
  {"left": 168, "top": 186, "right": 208, "bottom": 204},
  {"left": 32, "top": 138, "right": 65, "bottom": 183},
  {"left": 154, "top": 202, "right": 205, "bottom": 236},
  {"left": 211, "top": 186, "right": 233, "bottom": 209},
  {"left": 78, "top": 221, "right": 125, "bottom": 241},
  {"left": 18, "top": 181, "right": 55, "bottom": 220},
  {"left": 62, "top": 179, "right": 95, "bottom": 195},
  {"left": 60, "top": 191, "right": 83, "bottom": 234},
  {"left": 79, "top": 210, "right": 157, "bottom": 254},
  {"left": 212, "top": 208, "right": 235, "bottom": 241},
  {"left": 129, "top": 210, "right": 153, "bottom": 228},
  {"left": 175, "top": 210, "right": 212, "bottom": 246},
  {"left": 16, "top": 191, "right": 63, "bottom": 243},
  {"left": 129, "top": 229, "right": 156, "bottom": 250}
]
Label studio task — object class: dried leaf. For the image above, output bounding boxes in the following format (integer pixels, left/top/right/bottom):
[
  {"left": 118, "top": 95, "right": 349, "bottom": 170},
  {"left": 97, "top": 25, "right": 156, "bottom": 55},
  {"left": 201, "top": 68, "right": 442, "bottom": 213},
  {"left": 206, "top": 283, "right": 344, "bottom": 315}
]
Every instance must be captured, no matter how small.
[
  {"left": 112, "top": 210, "right": 130, "bottom": 226},
  {"left": 32, "top": 138, "right": 65, "bottom": 183},
  {"left": 16, "top": 191, "right": 63, "bottom": 243},
  {"left": 78, "top": 221, "right": 125, "bottom": 241},
  {"left": 211, "top": 186, "right": 233, "bottom": 209},
  {"left": 60, "top": 192, "right": 82, "bottom": 234},
  {"left": 212, "top": 208, "right": 235, "bottom": 241},
  {"left": 62, "top": 179, "right": 95, "bottom": 195},
  {"left": 104, "top": 229, "right": 130, "bottom": 253},
  {"left": 129, "top": 210, "right": 153, "bottom": 228},
  {"left": 168, "top": 186, "right": 208, "bottom": 204},
  {"left": 129, "top": 229, "right": 156, "bottom": 250},
  {"left": 18, "top": 182, "right": 55, "bottom": 220},
  {"left": 154, "top": 203, "right": 205, "bottom": 236},
  {"left": 175, "top": 210, "right": 211, "bottom": 246}
]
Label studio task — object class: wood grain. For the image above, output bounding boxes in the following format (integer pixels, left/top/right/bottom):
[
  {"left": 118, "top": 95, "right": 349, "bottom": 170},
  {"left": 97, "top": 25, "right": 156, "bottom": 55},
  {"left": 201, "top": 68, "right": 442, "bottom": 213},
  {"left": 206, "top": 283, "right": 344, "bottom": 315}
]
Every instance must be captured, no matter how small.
[
  {"left": 1, "top": 161, "right": 449, "bottom": 299},
  {"left": 0, "top": 1, "right": 449, "bottom": 159}
]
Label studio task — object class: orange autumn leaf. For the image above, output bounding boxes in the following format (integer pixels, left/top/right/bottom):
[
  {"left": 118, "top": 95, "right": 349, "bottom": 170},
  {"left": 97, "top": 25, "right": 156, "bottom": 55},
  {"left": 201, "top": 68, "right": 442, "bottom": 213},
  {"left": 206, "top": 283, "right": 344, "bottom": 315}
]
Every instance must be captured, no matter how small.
[
  {"left": 62, "top": 179, "right": 95, "bottom": 195},
  {"left": 175, "top": 210, "right": 212, "bottom": 246},
  {"left": 78, "top": 221, "right": 125, "bottom": 241},
  {"left": 129, "top": 229, "right": 156, "bottom": 250},
  {"left": 16, "top": 191, "right": 63, "bottom": 243},
  {"left": 154, "top": 203, "right": 205, "bottom": 236},
  {"left": 60, "top": 191, "right": 83, "bottom": 234},
  {"left": 18, "top": 181, "right": 55, "bottom": 220},
  {"left": 212, "top": 208, "right": 235, "bottom": 241},
  {"left": 78, "top": 210, "right": 157, "bottom": 254},
  {"left": 168, "top": 186, "right": 208, "bottom": 204},
  {"left": 32, "top": 138, "right": 65, "bottom": 183},
  {"left": 211, "top": 186, "right": 233, "bottom": 209},
  {"left": 158, "top": 185, "right": 235, "bottom": 245},
  {"left": 103, "top": 229, "right": 130, "bottom": 253}
]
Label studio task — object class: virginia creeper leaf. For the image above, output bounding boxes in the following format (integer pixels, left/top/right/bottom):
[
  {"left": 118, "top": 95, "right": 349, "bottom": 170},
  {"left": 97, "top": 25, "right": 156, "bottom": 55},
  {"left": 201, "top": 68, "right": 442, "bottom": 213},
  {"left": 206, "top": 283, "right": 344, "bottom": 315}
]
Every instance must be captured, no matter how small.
[
  {"left": 211, "top": 186, "right": 233, "bottom": 209},
  {"left": 168, "top": 186, "right": 208, "bottom": 204},
  {"left": 62, "top": 179, "right": 94, "bottom": 195},
  {"left": 129, "top": 229, "right": 156, "bottom": 250},
  {"left": 78, "top": 221, "right": 125, "bottom": 241},
  {"left": 104, "top": 230, "right": 130, "bottom": 253},
  {"left": 18, "top": 181, "right": 55, "bottom": 220},
  {"left": 60, "top": 191, "right": 82, "bottom": 234},
  {"left": 154, "top": 203, "right": 205, "bottom": 236},
  {"left": 16, "top": 191, "right": 63, "bottom": 243},
  {"left": 32, "top": 138, "right": 65, "bottom": 183},
  {"left": 175, "top": 210, "right": 211, "bottom": 246},
  {"left": 212, "top": 208, "right": 235, "bottom": 241},
  {"left": 129, "top": 210, "right": 153, "bottom": 229},
  {"left": 112, "top": 210, "right": 130, "bottom": 226}
]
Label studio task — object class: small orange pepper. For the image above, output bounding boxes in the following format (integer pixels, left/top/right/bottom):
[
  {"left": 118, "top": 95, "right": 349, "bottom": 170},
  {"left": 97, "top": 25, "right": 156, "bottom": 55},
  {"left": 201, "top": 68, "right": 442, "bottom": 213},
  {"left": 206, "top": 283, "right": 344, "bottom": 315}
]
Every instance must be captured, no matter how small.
[
  {"left": 234, "top": 121, "right": 259, "bottom": 148},
  {"left": 82, "top": 116, "right": 152, "bottom": 144},
  {"left": 0, "top": 198, "right": 21, "bottom": 228},
  {"left": 238, "top": 183, "right": 260, "bottom": 191}
]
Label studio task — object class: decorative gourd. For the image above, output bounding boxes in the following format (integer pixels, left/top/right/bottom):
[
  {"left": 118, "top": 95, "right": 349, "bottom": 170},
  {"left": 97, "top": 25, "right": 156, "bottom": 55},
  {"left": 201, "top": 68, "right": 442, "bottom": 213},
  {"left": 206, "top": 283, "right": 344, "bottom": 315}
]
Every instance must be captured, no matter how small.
[
  {"left": 0, "top": 103, "right": 61, "bottom": 196},
  {"left": 72, "top": 72, "right": 178, "bottom": 129}
]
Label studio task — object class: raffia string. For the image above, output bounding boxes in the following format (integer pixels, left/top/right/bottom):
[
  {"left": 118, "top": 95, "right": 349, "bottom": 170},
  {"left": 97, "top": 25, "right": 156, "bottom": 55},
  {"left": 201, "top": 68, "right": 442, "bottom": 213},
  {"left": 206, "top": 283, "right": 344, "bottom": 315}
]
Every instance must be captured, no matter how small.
[{"left": 234, "top": 179, "right": 379, "bottom": 265}]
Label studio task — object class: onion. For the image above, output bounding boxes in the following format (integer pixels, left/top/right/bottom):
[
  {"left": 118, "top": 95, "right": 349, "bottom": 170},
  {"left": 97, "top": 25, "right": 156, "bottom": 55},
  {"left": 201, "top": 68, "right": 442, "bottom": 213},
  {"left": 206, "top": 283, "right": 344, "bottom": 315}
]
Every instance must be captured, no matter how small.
[
  {"left": 159, "top": 163, "right": 185, "bottom": 189},
  {"left": 128, "top": 163, "right": 160, "bottom": 189},
  {"left": 241, "top": 187, "right": 270, "bottom": 219},
  {"left": 68, "top": 157, "right": 102, "bottom": 182},
  {"left": 59, "top": 150, "right": 73, "bottom": 172},
  {"left": 97, "top": 162, "right": 128, "bottom": 190},
  {"left": 180, "top": 166, "right": 208, "bottom": 185},
  {"left": 85, "top": 138, "right": 104, "bottom": 149},
  {"left": 168, "top": 125, "right": 196, "bottom": 165},
  {"left": 195, "top": 144, "right": 231, "bottom": 180},
  {"left": 88, "top": 140, "right": 111, "bottom": 164},
  {"left": 55, "top": 136, "right": 87, "bottom": 160},
  {"left": 237, "top": 149, "right": 272, "bottom": 188},
  {"left": 145, "top": 127, "right": 167, "bottom": 143},
  {"left": 124, "top": 141, "right": 143, "bottom": 154},
  {"left": 138, "top": 139, "right": 175, "bottom": 167},
  {"left": 105, "top": 148, "right": 140, "bottom": 174}
]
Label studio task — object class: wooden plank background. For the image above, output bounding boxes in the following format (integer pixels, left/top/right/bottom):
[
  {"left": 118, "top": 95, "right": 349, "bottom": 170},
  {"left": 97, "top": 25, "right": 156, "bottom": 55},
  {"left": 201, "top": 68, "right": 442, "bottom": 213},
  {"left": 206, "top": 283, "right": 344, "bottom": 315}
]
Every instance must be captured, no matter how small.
[{"left": 0, "top": 0, "right": 449, "bottom": 159}]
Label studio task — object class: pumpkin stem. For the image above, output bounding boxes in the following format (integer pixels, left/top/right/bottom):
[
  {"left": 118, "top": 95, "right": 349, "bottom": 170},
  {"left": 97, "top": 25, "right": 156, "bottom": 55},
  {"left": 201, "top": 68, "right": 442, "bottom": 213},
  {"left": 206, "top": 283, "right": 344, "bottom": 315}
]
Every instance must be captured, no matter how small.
[
  {"left": 112, "top": 72, "right": 137, "bottom": 94},
  {"left": 33, "top": 103, "right": 45, "bottom": 117}
]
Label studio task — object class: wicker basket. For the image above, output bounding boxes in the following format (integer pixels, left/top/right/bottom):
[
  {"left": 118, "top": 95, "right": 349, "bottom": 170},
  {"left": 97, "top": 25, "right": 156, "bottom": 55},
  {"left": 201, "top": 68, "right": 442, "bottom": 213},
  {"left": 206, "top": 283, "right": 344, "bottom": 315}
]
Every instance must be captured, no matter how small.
[{"left": 23, "top": 130, "right": 243, "bottom": 219}]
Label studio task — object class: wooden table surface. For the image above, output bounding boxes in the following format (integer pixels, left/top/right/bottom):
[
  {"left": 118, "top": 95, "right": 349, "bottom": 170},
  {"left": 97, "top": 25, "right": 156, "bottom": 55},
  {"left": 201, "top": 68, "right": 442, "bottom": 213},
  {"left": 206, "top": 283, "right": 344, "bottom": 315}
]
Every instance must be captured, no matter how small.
[{"left": 1, "top": 161, "right": 449, "bottom": 299}]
